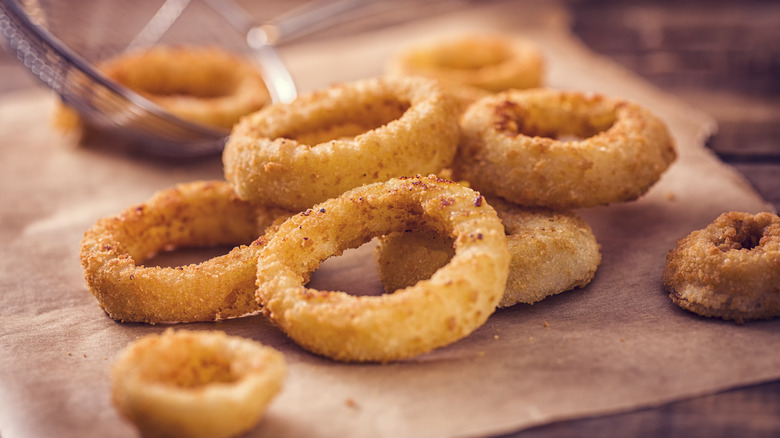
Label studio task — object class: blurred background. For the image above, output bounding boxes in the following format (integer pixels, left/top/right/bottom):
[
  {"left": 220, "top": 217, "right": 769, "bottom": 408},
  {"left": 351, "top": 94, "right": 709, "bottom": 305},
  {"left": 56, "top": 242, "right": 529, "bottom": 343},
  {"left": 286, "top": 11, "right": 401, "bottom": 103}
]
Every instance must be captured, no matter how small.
[{"left": 1, "top": 0, "right": 778, "bottom": 436}]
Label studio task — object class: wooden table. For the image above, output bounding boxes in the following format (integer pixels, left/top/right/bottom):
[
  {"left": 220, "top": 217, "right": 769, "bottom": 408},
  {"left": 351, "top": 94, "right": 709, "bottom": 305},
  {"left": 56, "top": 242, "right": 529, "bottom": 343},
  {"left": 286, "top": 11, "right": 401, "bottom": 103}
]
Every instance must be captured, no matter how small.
[{"left": 1, "top": 1, "right": 777, "bottom": 437}]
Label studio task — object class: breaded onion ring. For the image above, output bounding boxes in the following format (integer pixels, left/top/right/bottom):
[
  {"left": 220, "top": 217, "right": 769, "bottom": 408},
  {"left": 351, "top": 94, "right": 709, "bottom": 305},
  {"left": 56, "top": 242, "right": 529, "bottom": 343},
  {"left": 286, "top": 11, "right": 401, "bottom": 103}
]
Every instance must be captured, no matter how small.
[
  {"left": 56, "top": 45, "right": 270, "bottom": 132},
  {"left": 452, "top": 89, "right": 677, "bottom": 209},
  {"left": 375, "top": 197, "right": 601, "bottom": 307},
  {"left": 223, "top": 76, "right": 460, "bottom": 211},
  {"left": 387, "top": 32, "right": 544, "bottom": 95},
  {"left": 255, "top": 175, "right": 510, "bottom": 362},
  {"left": 106, "top": 45, "right": 271, "bottom": 130},
  {"left": 111, "top": 329, "right": 286, "bottom": 438},
  {"left": 79, "top": 181, "right": 292, "bottom": 324},
  {"left": 663, "top": 211, "right": 780, "bottom": 323}
]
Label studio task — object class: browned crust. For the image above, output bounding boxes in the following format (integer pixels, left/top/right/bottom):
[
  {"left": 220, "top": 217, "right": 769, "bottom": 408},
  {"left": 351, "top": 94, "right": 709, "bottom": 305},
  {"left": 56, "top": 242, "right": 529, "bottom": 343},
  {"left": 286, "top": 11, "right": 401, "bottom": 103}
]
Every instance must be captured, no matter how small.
[
  {"left": 452, "top": 88, "right": 677, "bottom": 209},
  {"left": 79, "top": 180, "right": 292, "bottom": 324},
  {"left": 663, "top": 211, "right": 780, "bottom": 323}
]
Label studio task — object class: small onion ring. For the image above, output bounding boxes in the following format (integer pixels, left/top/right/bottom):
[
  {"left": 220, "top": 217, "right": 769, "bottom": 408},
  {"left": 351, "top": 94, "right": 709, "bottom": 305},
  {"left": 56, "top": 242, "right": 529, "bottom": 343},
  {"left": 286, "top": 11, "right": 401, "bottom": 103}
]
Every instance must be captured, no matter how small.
[
  {"left": 387, "top": 32, "right": 545, "bottom": 93},
  {"left": 452, "top": 88, "right": 677, "bottom": 209},
  {"left": 111, "top": 329, "right": 286, "bottom": 438},
  {"left": 255, "top": 175, "right": 510, "bottom": 362},
  {"left": 375, "top": 197, "right": 602, "bottom": 307},
  {"left": 79, "top": 181, "right": 292, "bottom": 324},
  {"left": 223, "top": 76, "right": 460, "bottom": 211},
  {"left": 663, "top": 211, "right": 780, "bottom": 323}
]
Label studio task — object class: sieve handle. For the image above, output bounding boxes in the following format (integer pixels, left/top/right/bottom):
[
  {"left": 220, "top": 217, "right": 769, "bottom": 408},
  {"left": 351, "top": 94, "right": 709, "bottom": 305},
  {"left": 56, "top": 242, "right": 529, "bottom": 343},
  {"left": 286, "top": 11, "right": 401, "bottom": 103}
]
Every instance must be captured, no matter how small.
[
  {"left": 200, "top": 0, "right": 383, "bottom": 104},
  {"left": 257, "top": 0, "right": 383, "bottom": 45},
  {"left": 202, "top": 0, "right": 383, "bottom": 46}
]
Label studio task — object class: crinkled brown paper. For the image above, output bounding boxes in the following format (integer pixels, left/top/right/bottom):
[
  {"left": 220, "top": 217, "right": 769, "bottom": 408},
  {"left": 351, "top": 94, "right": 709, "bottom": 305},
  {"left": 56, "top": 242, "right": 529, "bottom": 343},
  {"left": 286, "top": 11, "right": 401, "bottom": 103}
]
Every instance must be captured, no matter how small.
[{"left": 1, "top": 2, "right": 778, "bottom": 437}]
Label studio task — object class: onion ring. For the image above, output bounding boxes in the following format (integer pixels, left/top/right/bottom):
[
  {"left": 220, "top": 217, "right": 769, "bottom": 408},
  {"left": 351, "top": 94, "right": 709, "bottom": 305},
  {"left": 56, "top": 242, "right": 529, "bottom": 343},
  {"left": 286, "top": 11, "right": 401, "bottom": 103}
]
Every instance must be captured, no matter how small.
[
  {"left": 111, "top": 329, "right": 286, "bottom": 438},
  {"left": 223, "top": 76, "right": 460, "bottom": 211},
  {"left": 663, "top": 211, "right": 780, "bottom": 323},
  {"left": 452, "top": 88, "right": 677, "bottom": 209},
  {"left": 56, "top": 45, "right": 271, "bottom": 133},
  {"left": 376, "top": 197, "right": 601, "bottom": 307},
  {"left": 79, "top": 180, "right": 292, "bottom": 324},
  {"left": 386, "top": 32, "right": 545, "bottom": 94},
  {"left": 103, "top": 45, "right": 271, "bottom": 130},
  {"left": 255, "top": 175, "right": 510, "bottom": 362}
]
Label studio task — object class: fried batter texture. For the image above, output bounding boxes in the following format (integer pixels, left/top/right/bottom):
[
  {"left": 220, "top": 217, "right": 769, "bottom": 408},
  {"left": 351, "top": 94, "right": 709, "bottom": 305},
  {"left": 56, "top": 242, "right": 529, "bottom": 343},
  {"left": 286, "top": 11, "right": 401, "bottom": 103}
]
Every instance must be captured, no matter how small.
[
  {"left": 663, "top": 211, "right": 780, "bottom": 323},
  {"left": 79, "top": 181, "right": 292, "bottom": 324},
  {"left": 223, "top": 76, "right": 460, "bottom": 211},
  {"left": 376, "top": 197, "right": 601, "bottom": 307},
  {"left": 255, "top": 175, "right": 510, "bottom": 362},
  {"left": 453, "top": 89, "right": 677, "bottom": 209},
  {"left": 387, "top": 32, "right": 544, "bottom": 110},
  {"left": 103, "top": 45, "right": 270, "bottom": 130},
  {"left": 111, "top": 329, "right": 286, "bottom": 438}
]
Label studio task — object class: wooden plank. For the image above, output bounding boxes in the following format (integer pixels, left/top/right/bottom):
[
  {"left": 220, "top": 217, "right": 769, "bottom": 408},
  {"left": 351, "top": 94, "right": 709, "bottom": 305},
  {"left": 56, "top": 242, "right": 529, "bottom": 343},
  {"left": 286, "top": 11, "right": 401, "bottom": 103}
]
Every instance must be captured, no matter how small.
[{"left": 731, "top": 163, "right": 780, "bottom": 209}]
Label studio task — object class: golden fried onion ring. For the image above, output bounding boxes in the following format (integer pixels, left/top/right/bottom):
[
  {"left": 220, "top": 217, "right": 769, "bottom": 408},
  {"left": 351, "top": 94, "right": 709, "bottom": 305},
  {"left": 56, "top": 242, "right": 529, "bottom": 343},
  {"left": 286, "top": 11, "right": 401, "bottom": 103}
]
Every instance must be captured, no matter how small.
[
  {"left": 387, "top": 32, "right": 544, "bottom": 93},
  {"left": 663, "top": 211, "right": 780, "bottom": 323},
  {"left": 111, "top": 329, "right": 286, "bottom": 438},
  {"left": 223, "top": 76, "right": 460, "bottom": 211},
  {"left": 79, "top": 181, "right": 291, "bottom": 324},
  {"left": 255, "top": 175, "right": 510, "bottom": 362},
  {"left": 452, "top": 89, "right": 677, "bottom": 209},
  {"left": 103, "top": 45, "right": 271, "bottom": 130},
  {"left": 376, "top": 197, "right": 601, "bottom": 307}
]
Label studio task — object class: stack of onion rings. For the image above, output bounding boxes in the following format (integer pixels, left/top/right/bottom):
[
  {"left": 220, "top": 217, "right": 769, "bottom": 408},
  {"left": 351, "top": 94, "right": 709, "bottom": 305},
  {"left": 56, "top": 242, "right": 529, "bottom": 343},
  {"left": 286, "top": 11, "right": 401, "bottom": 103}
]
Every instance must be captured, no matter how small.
[
  {"left": 79, "top": 181, "right": 292, "bottom": 324},
  {"left": 111, "top": 329, "right": 286, "bottom": 438},
  {"left": 223, "top": 76, "right": 460, "bottom": 211},
  {"left": 255, "top": 175, "right": 510, "bottom": 362},
  {"left": 375, "top": 196, "right": 601, "bottom": 307},
  {"left": 663, "top": 211, "right": 780, "bottom": 323},
  {"left": 453, "top": 88, "right": 677, "bottom": 209}
]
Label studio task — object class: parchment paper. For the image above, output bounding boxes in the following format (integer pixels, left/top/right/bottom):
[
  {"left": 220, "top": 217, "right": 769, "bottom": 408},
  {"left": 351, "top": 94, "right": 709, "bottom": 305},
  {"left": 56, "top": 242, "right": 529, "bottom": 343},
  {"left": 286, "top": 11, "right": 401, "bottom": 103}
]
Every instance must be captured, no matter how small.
[{"left": 1, "top": 2, "right": 778, "bottom": 438}]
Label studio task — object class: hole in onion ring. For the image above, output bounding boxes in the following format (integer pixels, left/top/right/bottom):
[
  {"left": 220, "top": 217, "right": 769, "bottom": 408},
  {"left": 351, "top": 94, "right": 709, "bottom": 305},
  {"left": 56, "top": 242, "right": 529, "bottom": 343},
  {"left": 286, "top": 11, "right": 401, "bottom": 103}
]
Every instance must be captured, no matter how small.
[
  {"left": 715, "top": 219, "right": 765, "bottom": 251},
  {"left": 405, "top": 36, "right": 514, "bottom": 72},
  {"left": 141, "top": 77, "right": 238, "bottom": 99},
  {"left": 431, "top": 46, "right": 509, "bottom": 70},
  {"left": 306, "top": 239, "right": 386, "bottom": 297},
  {"left": 494, "top": 98, "right": 617, "bottom": 140},
  {"left": 144, "top": 244, "right": 239, "bottom": 268},
  {"left": 556, "top": 134, "right": 586, "bottom": 143},
  {"left": 145, "top": 344, "right": 238, "bottom": 388},
  {"left": 108, "top": 49, "right": 251, "bottom": 99},
  {"left": 281, "top": 100, "right": 411, "bottom": 144},
  {"left": 375, "top": 229, "right": 456, "bottom": 295}
]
